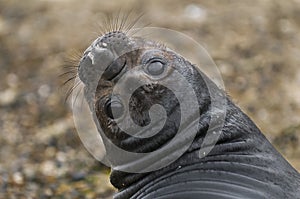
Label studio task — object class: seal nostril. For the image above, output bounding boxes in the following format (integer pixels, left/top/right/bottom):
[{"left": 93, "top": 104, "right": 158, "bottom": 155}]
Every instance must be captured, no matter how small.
[
  {"left": 95, "top": 42, "right": 107, "bottom": 49},
  {"left": 105, "top": 96, "right": 124, "bottom": 119}
]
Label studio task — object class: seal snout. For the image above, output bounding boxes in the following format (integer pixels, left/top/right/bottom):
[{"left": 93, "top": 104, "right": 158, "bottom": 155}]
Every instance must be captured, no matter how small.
[{"left": 78, "top": 31, "right": 130, "bottom": 85}]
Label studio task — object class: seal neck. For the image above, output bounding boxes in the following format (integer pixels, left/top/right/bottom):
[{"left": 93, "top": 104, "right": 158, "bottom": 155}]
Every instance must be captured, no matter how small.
[{"left": 110, "top": 98, "right": 278, "bottom": 199}]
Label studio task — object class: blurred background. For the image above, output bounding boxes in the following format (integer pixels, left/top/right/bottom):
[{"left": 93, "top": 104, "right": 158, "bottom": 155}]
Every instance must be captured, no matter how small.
[{"left": 0, "top": 0, "right": 299, "bottom": 198}]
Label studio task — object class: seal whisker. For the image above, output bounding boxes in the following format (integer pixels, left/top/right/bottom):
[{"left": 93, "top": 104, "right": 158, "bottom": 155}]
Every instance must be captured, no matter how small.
[
  {"left": 63, "top": 65, "right": 78, "bottom": 69},
  {"left": 59, "top": 70, "right": 77, "bottom": 77},
  {"left": 72, "top": 83, "right": 84, "bottom": 107},
  {"left": 65, "top": 78, "right": 81, "bottom": 102},
  {"left": 61, "top": 71, "right": 77, "bottom": 99},
  {"left": 108, "top": 13, "right": 116, "bottom": 33},
  {"left": 127, "top": 22, "right": 151, "bottom": 37},
  {"left": 62, "top": 76, "right": 77, "bottom": 86},
  {"left": 124, "top": 13, "right": 144, "bottom": 34},
  {"left": 105, "top": 14, "right": 111, "bottom": 33},
  {"left": 95, "top": 21, "right": 106, "bottom": 36},
  {"left": 119, "top": 11, "right": 131, "bottom": 32},
  {"left": 60, "top": 49, "right": 82, "bottom": 80},
  {"left": 102, "top": 13, "right": 112, "bottom": 34},
  {"left": 114, "top": 9, "right": 121, "bottom": 32},
  {"left": 95, "top": 11, "right": 146, "bottom": 37},
  {"left": 118, "top": 8, "right": 136, "bottom": 33}
]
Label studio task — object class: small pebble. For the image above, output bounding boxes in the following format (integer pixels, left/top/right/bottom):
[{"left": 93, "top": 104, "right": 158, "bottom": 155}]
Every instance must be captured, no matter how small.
[
  {"left": 40, "top": 161, "right": 56, "bottom": 176},
  {"left": 44, "top": 188, "right": 54, "bottom": 196},
  {"left": 184, "top": 4, "right": 207, "bottom": 22},
  {"left": 71, "top": 171, "right": 87, "bottom": 181},
  {"left": 12, "top": 172, "right": 24, "bottom": 185},
  {"left": 0, "top": 89, "right": 17, "bottom": 106},
  {"left": 38, "top": 84, "right": 51, "bottom": 98},
  {"left": 7, "top": 73, "right": 19, "bottom": 88}
]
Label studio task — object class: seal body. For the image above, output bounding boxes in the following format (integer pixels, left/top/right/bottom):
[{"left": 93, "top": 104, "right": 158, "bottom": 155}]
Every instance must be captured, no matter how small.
[{"left": 77, "top": 31, "right": 300, "bottom": 199}]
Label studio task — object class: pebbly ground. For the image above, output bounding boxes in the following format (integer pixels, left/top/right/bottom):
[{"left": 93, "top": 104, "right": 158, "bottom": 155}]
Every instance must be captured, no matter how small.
[{"left": 0, "top": 0, "right": 299, "bottom": 198}]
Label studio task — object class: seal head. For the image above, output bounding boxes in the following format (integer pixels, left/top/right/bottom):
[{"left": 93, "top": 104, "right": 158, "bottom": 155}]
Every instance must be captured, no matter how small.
[
  {"left": 78, "top": 31, "right": 211, "bottom": 155},
  {"left": 77, "top": 30, "right": 300, "bottom": 199}
]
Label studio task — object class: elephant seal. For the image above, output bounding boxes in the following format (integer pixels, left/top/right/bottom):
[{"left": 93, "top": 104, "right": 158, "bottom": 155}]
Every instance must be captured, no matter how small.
[{"left": 76, "top": 30, "right": 300, "bottom": 199}]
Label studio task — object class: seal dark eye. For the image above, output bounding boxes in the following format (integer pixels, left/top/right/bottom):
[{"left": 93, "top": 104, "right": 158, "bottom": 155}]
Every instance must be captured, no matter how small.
[
  {"left": 105, "top": 97, "right": 124, "bottom": 119},
  {"left": 146, "top": 60, "right": 165, "bottom": 76}
]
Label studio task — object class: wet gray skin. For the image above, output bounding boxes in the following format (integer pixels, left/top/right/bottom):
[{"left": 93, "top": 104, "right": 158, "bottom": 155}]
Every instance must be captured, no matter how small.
[{"left": 77, "top": 31, "right": 300, "bottom": 199}]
